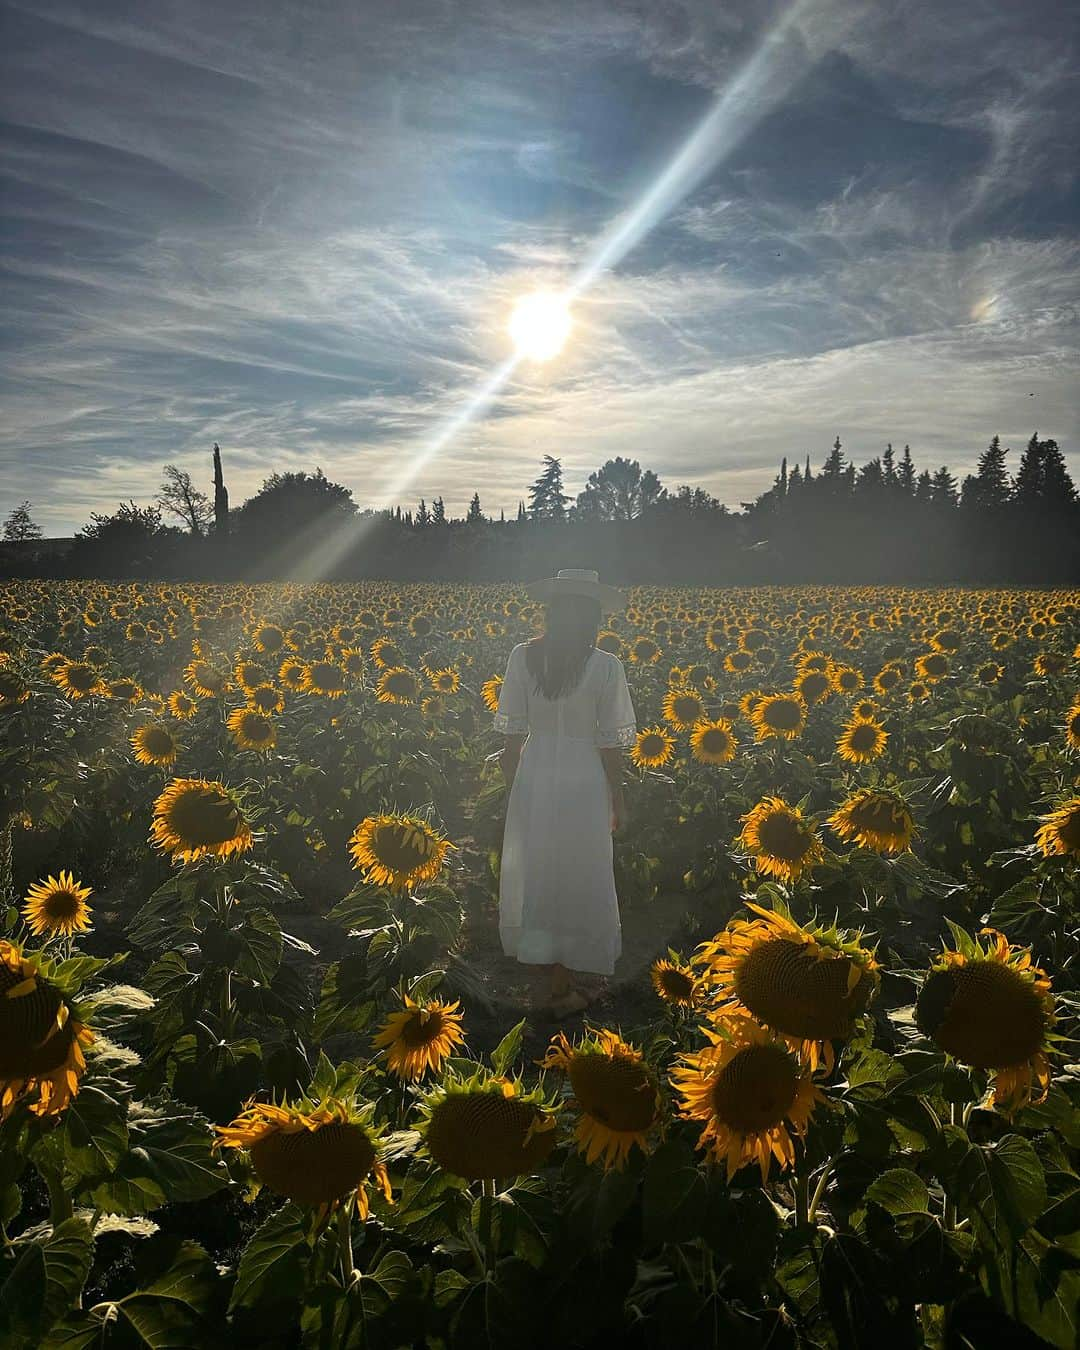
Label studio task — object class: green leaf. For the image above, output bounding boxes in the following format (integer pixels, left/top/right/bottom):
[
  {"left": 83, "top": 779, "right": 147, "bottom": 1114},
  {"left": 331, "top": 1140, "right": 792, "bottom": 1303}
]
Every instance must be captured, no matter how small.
[
  {"left": 819, "top": 1233, "right": 919, "bottom": 1349},
  {"left": 61, "top": 1085, "right": 130, "bottom": 1187},
  {"left": 232, "top": 906, "right": 282, "bottom": 984},
  {"left": 81, "top": 984, "right": 156, "bottom": 1030},
  {"left": 489, "top": 1018, "right": 526, "bottom": 1077},
  {"left": 642, "top": 1139, "right": 706, "bottom": 1247},
  {"left": 866, "top": 1169, "right": 930, "bottom": 1215},
  {"left": 1, "top": 1219, "right": 93, "bottom": 1343},
  {"left": 125, "top": 1100, "right": 229, "bottom": 1204},
  {"left": 229, "top": 1204, "right": 310, "bottom": 1313},
  {"left": 312, "top": 958, "right": 376, "bottom": 1042},
  {"left": 48, "top": 955, "right": 124, "bottom": 996},
  {"left": 409, "top": 890, "right": 463, "bottom": 948}
]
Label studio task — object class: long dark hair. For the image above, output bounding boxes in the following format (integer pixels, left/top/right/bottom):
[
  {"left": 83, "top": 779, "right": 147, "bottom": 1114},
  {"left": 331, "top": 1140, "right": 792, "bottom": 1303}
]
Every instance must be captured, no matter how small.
[{"left": 525, "top": 593, "right": 601, "bottom": 700}]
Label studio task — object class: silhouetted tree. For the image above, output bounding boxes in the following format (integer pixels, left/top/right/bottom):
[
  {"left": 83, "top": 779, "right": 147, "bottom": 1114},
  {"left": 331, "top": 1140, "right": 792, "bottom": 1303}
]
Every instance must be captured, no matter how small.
[
  {"left": 431, "top": 496, "right": 447, "bottom": 525},
  {"left": 415, "top": 499, "right": 431, "bottom": 529},
  {"left": 212, "top": 444, "right": 229, "bottom": 536},
  {"left": 466, "top": 492, "right": 484, "bottom": 524},
  {"left": 528, "top": 456, "right": 568, "bottom": 521},
  {"left": 157, "top": 464, "right": 212, "bottom": 536},
  {"left": 897, "top": 444, "right": 916, "bottom": 494},
  {"left": 961, "top": 434, "right": 1009, "bottom": 512},
  {"left": 3, "top": 502, "right": 42, "bottom": 542},
  {"left": 576, "top": 457, "right": 665, "bottom": 520}
]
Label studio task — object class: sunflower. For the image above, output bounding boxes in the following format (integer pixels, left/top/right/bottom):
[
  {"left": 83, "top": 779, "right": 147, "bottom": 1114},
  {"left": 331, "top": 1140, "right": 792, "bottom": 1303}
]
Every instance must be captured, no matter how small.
[
  {"left": 227, "top": 706, "right": 277, "bottom": 752},
  {"left": 429, "top": 666, "right": 461, "bottom": 694},
  {"left": 650, "top": 957, "right": 699, "bottom": 1006},
  {"left": 629, "top": 636, "right": 661, "bottom": 665},
  {"left": 53, "top": 661, "right": 103, "bottom": 699},
  {"left": 481, "top": 675, "right": 503, "bottom": 713},
  {"left": 916, "top": 928, "right": 1055, "bottom": 1113},
  {"left": 661, "top": 687, "right": 706, "bottom": 730},
  {"left": 830, "top": 665, "right": 864, "bottom": 696},
  {"left": 278, "top": 658, "right": 306, "bottom": 690},
  {"left": 1034, "top": 652, "right": 1070, "bottom": 678},
  {"left": 184, "top": 659, "right": 229, "bottom": 697},
  {"left": 596, "top": 632, "right": 623, "bottom": 656},
  {"left": 107, "top": 678, "right": 143, "bottom": 704},
  {"left": 872, "top": 664, "right": 904, "bottom": 695},
  {"left": 1066, "top": 699, "right": 1080, "bottom": 752},
  {"left": 836, "top": 716, "right": 888, "bottom": 765},
  {"left": 737, "top": 797, "right": 824, "bottom": 884},
  {"left": 724, "top": 649, "right": 755, "bottom": 674},
  {"left": 130, "top": 722, "right": 181, "bottom": 768},
  {"left": 915, "top": 652, "right": 949, "bottom": 683},
  {"left": 372, "top": 994, "right": 465, "bottom": 1079},
  {"left": 0, "top": 670, "right": 31, "bottom": 708},
  {"left": 908, "top": 681, "right": 931, "bottom": 704},
  {"left": 371, "top": 637, "right": 406, "bottom": 669},
  {"left": 689, "top": 719, "right": 737, "bottom": 765},
  {"left": 168, "top": 690, "right": 198, "bottom": 719},
  {"left": 828, "top": 787, "right": 915, "bottom": 853},
  {"left": 376, "top": 667, "right": 423, "bottom": 705},
  {"left": 540, "top": 1028, "right": 659, "bottom": 1170},
  {"left": 150, "top": 777, "right": 254, "bottom": 863},
  {"left": 216, "top": 1097, "right": 391, "bottom": 1217},
  {"left": 630, "top": 726, "right": 676, "bottom": 769},
  {"left": 339, "top": 648, "right": 367, "bottom": 679},
  {"left": 794, "top": 670, "right": 831, "bottom": 705},
  {"left": 1035, "top": 797, "right": 1080, "bottom": 859},
  {"left": 22, "top": 872, "right": 93, "bottom": 938},
  {"left": 750, "top": 694, "right": 806, "bottom": 741},
  {"left": 670, "top": 1017, "right": 823, "bottom": 1181},
  {"left": 420, "top": 1070, "right": 558, "bottom": 1181},
  {"left": 693, "top": 902, "right": 879, "bottom": 1071},
  {"left": 348, "top": 812, "right": 451, "bottom": 891},
  {"left": 252, "top": 623, "right": 285, "bottom": 654},
  {"left": 301, "top": 660, "right": 347, "bottom": 699},
  {"left": 0, "top": 940, "right": 93, "bottom": 1120},
  {"left": 976, "top": 662, "right": 1004, "bottom": 686}
]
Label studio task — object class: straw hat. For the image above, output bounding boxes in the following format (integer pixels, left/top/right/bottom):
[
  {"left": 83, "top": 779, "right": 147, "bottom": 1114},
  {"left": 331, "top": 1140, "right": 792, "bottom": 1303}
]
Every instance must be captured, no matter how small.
[{"left": 524, "top": 569, "right": 626, "bottom": 613}]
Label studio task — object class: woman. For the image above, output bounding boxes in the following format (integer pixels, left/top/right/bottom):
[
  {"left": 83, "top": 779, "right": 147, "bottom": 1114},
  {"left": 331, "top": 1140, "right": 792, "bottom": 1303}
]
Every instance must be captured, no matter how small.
[{"left": 494, "top": 569, "right": 636, "bottom": 1016}]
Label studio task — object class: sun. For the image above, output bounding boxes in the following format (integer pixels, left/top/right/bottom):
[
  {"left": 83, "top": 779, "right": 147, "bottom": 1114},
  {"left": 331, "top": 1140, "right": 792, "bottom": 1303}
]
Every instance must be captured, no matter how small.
[{"left": 508, "top": 291, "right": 572, "bottom": 362}]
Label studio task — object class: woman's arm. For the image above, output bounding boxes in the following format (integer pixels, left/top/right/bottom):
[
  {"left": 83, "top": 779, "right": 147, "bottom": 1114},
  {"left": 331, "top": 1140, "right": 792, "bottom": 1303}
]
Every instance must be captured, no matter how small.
[
  {"left": 500, "top": 735, "right": 527, "bottom": 790},
  {"left": 599, "top": 747, "right": 628, "bottom": 833}
]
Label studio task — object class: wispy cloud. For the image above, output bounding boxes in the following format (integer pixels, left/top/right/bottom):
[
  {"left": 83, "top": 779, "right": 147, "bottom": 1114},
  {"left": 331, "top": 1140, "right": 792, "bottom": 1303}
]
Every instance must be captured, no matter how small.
[{"left": 1, "top": 0, "right": 1076, "bottom": 533}]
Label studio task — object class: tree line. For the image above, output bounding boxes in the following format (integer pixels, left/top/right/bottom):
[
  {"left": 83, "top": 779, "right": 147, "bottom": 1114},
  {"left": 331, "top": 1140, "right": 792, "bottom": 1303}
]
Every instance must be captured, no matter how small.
[{"left": 2, "top": 433, "right": 1077, "bottom": 584}]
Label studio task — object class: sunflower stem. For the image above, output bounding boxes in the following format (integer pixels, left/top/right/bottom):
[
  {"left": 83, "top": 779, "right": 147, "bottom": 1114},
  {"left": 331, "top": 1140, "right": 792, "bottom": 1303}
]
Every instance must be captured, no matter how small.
[
  {"left": 794, "top": 1168, "right": 810, "bottom": 1229},
  {"left": 337, "top": 1202, "right": 356, "bottom": 1286},
  {"left": 808, "top": 1162, "right": 834, "bottom": 1224},
  {"left": 478, "top": 1178, "right": 496, "bottom": 1275}
]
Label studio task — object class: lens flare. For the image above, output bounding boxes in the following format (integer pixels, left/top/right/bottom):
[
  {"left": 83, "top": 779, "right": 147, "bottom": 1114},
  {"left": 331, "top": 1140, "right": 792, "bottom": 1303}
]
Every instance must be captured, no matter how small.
[{"left": 508, "top": 292, "right": 572, "bottom": 362}]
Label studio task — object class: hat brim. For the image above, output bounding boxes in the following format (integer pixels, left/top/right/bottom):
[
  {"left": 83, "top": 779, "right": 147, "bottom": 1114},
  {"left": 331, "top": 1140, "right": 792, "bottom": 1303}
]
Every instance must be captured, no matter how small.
[{"left": 525, "top": 577, "right": 626, "bottom": 613}]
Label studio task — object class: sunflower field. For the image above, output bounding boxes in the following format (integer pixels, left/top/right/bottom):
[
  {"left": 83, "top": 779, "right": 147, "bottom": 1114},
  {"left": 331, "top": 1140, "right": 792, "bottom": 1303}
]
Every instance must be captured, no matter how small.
[{"left": 1, "top": 579, "right": 1079, "bottom": 1349}]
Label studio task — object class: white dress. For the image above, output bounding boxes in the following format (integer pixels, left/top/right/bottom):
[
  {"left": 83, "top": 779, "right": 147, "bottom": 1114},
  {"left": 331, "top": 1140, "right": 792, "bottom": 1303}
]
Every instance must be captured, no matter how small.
[{"left": 494, "top": 643, "right": 637, "bottom": 975}]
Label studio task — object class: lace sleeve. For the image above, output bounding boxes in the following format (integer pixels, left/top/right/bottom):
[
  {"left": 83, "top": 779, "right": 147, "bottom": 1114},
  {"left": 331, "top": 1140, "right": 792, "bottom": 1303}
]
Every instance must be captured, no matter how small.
[
  {"left": 493, "top": 646, "right": 529, "bottom": 736},
  {"left": 596, "top": 657, "right": 637, "bottom": 749}
]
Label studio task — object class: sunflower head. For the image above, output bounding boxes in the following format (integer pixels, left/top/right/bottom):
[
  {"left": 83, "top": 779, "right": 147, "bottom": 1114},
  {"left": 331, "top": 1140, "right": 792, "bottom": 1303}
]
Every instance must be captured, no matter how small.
[
  {"left": 248, "top": 683, "right": 285, "bottom": 714},
  {"left": 694, "top": 902, "right": 879, "bottom": 1070},
  {"left": 670, "top": 1016, "right": 823, "bottom": 1181},
  {"left": 429, "top": 667, "right": 460, "bottom": 694},
  {"left": 168, "top": 690, "right": 198, "bottom": 719},
  {"left": 1064, "top": 699, "right": 1080, "bottom": 752},
  {"left": 348, "top": 812, "right": 452, "bottom": 892},
  {"left": 216, "top": 1095, "right": 391, "bottom": 1216},
  {"left": 737, "top": 797, "right": 824, "bottom": 883},
  {"left": 227, "top": 706, "right": 277, "bottom": 752},
  {"left": 132, "top": 722, "right": 182, "bottom": 767},
  {"left": 539, "top": 1028, "right": 659, "bottom": 1170},
  {"left": 376, "top": 667, "right": 423, "bottom": 705},
  {"left": 22, "top": 872, "right": 93, "bottom": 939},
  {"left": 372, "top": 994, "right": 466, "bottom": 1080},
  {"left": 828, "top": 787, "right": 914, "bottom": 854},
  {"left": 150, "top": 777, "right": 254, "bottom": 863},
  {"left": 481, "top": 675, "right": 503, "bottom": 713},
  {"left": 1035, "top": 797, "right": 1080, "bottom": 859},
  {"left": 650, "top": 957, "right": 699, "bottom": 1007},
  {"left": 751, "top": 694, "right": 807, "bottom": 741},
  {"left": 53, "top": 660, "right": 103, "bottom": 699},
  {"left": 662, "top": 687, "right": 706, "bottom": 730},
  {"left": 689, "top": 719, "right": 737, "bottom": 765},
  {"left": 631, "top": 726, "right": 676, "bottom": 769},
  {"left": 0, "top": 940, "right": 93, "bottom": 1120},
  {"left": 420, "top": 1069, "right": 558, "bottom": 1181},
  {"left": 915, "top": 927, "right": 1055, "bottom": 1112},
  {"left": 301, "top": 660, "right": 347, "bottom": 698},
  {"left": 837, "top": 716, "right": 888, "bottom": 764}
]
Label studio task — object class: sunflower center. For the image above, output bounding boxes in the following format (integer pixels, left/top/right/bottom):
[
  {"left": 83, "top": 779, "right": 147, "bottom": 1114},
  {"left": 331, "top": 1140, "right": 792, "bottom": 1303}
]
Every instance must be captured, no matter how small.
[
  {"left": 658, "top": 968, "right": 695, "bottom": 1000},
  {"left": 65, "top": 664, "right": 98, "bottom": 691},
  {"left": 709, "top": 1043, "right": 799, "bottom": 1134},
  {"left": 763, "top": 700, "right": 802, "bottom": 730},
  {"left": 754, "top": 813, "right": 813, "bottom": 863},
  {"left": 735, "top": 938, "right": 871, "bottom": 1040},
  {"left": 639, "top": 735, "right": 666, "bottom": 757},
  {"left": 166, "top": 787, "right": 246, "bottom": 847},
  {"left": 142, "top": 727, "right": 176, "bottom": 757},
  {"left": 426, "top": 1091, "right": 555, "bottom": 1181},
  {"left": 1057, "top": 807, "right": 1080, "bottom": 851},
  {"left": 400, "top": 1008, "right": 447, "bottom": 1048},
  {"left": 251, "top": 1121, "right": 376, "bottom": 1206},
  {"left": 42, "top": 888, "right": 83, "bottom": 921},
  {"left": 699, "top": 729, "right": 731, "bottom": 754},
  {"left": 673, "top": 696, "right": 701, "bottom": 722},
  {"left": 848, "top": 724, "right": 880, "bottom": 752},
  {"left": 917, "top": 961, "right": 1047, "bottom": 1070},
  {"left": 800, "top": 674, "right": 830, "bottom": 700},
  {"left": 569, "top": 1052, "right": 658, "bottom": 1132},
  {"left": 847, "top": 797, "right": 906, "bottom": 835},
  {"left": 371, "top": 823, "right": 433, "bottom": 873}
]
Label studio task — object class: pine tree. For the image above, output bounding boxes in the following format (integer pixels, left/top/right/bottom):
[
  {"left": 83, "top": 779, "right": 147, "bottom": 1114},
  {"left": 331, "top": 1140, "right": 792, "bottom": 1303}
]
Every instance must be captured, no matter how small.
[
  {"left": 432, "top": 496, "right": 447, "bottom": 524},
  {"left": 856, "top": 458, "right": 884, "bottom": 493},
  {"left": 969, "top": 434, "right": 1009, "bottom": 509},
  {"left": 528, "top": 456, "right": 569, "bottom": 521},
  {"left": 897, "top": 445, "right": 916, "bottom": 495},
  {"left": 822, "top": 436, "right": 845, "bottom": 479},
  {"left": 415, "top": 498, "right": 431, "bottom": 528},
  {"left": 2, "top": 501, "right": 43, "bottom": 541},
  {"left": 788, "top": 463, "right": 803, "bottom": 493},
  {"left": 1012, "top": 434, "right": 1044, "bottom": 505},
  {"left": 930, "top": 466, "right": 958, "bottom": 507},
  {"left": 1039, "top": 438, "right": 1077, "bottom": 508},
  {"left": 466, "top": 492, "right": 484, "bottom": 524},
  {"left": 882, "top": 443, "right": 896, "bottom": 488},
  {"left": 773, "top": 457, "right": 788, "bottom": 498},
  {"left": 516, "top": 500, "right": 527, "bottom": 523},
  {"left": 915, "top": 470, "right": 933, "bottom": 505},
  {"left": 804, "top": 455, "right": 813, "bottom": 482}
]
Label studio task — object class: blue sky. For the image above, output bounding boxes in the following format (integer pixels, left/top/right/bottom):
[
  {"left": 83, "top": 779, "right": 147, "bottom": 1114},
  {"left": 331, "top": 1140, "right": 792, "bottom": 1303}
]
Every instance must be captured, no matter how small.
[{"left": 1, "top": 0, "right": 1077, "bottom": 533}]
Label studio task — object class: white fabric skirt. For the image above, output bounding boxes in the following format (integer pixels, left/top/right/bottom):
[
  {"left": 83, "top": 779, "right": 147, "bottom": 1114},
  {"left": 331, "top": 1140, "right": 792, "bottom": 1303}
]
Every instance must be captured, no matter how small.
[{"left": 499, "top": 731, "right": 622, "bottom": 976}]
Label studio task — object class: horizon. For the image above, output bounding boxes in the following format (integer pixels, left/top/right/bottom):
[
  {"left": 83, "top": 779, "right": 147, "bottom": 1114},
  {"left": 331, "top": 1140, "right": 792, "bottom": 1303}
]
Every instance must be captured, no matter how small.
[{"left": 2, "top": 0, "right": 1079, "bottom": 535}]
